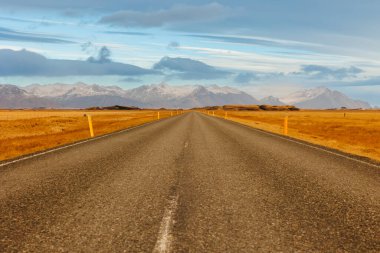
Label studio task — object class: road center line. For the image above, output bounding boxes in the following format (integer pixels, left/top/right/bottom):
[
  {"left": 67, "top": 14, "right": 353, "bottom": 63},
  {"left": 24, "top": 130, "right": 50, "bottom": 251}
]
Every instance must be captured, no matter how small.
[{"left": 152, "top": 193, "right": 179, "bottom": 253}]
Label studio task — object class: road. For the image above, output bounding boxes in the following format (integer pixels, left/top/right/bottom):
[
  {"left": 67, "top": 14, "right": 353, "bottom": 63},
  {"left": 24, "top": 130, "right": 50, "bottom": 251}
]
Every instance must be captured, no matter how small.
[{"left": 0, "top": 112, "right": 379, "bottom": 252}]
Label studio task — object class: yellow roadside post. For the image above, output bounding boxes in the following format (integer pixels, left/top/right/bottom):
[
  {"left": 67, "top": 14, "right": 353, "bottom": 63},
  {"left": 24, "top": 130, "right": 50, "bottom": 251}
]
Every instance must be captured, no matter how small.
[
  {"left": 213, "top": 111, "right": 215, "bottom": 116},
  {"left": 86, "top": 114, "right": 94, "bottom": 138},
  {"left": 284, "top": 115, "right": 288, "bottom": 135},
  {"left": 224, "top": 111, "right": 228, "bottom": 119},
  {"left": 158, "top": 111, "right": 160, "bottom": 120},
  {"left": 171, "top": 111, "right": 173, "bottom": 117}
]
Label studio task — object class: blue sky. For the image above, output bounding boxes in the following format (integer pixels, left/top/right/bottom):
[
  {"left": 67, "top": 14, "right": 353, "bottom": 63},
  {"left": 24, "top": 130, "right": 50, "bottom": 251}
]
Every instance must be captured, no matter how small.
[{"left": 0, "top": 0, "right": 379, "bottom": 105}]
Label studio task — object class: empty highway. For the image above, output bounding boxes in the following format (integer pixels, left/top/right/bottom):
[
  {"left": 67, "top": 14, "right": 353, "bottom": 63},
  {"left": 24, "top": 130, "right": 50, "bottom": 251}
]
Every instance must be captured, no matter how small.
[{"left": 0, "top": 112, "right": 379, "bottom": 252}]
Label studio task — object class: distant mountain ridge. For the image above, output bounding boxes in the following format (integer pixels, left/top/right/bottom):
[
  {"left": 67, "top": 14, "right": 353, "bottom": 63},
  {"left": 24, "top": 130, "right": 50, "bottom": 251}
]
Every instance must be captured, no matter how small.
[
  {"left": 280, "top": 87, "right": 371, "bottom": 109},
  {"left": 260, "top": 96, "right": 285, "bottom": 106},
  {"left": 0, "top": 83, "right": 371, "bottom": 109},
  {"left": 1, "top": 83, "right": 259, "bottom": 109},
  {"left": 126, "top": 84, "right": 259, "bottom": 108},
  {"left": 25, "top": 83, "right": 126, "bottom": 98},
  {"left": 0, "top": 84, "right": 57, "bottom": 108}
]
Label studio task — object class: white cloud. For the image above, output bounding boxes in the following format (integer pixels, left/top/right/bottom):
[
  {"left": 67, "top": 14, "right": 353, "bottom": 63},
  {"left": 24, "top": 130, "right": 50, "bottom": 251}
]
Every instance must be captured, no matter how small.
[{"left": 100, "top": 3, "right": 234, "bottom": 28}]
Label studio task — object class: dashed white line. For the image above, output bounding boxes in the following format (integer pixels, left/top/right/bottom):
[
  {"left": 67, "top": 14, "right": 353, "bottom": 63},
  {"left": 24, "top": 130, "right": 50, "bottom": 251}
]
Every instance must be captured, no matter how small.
[{"left": 152, "top": 193, "right": 179, "bottom": 253}]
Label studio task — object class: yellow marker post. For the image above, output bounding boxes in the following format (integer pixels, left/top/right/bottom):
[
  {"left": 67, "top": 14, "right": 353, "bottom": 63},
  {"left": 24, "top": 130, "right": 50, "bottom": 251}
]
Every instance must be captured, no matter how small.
[
  {"left": 224, "top": 111, "right": 228, "bottom": 119},
  {"left": 213, "top": 111, "right": 215, "bottom": 116},
  {"left": 158, "top": 111, "right": 160, "bottom": 120},
  {"left": 87, "top": 114, "right": 94, "bottom": 138},
  {"left": 284, "top": 115, "right": 288, "bottom": 135},
  {"left": 171, "top": 111, "right": 173, "bottom": 117}
]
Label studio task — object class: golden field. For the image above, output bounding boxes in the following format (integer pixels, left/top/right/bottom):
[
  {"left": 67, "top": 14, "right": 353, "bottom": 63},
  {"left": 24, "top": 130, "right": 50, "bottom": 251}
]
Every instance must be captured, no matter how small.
[
  {"left": 0, "top": 110, "right": 177, "bottom": 161},
  {"left": 209, "top": 110, "right": 380, "bottom": 162}
]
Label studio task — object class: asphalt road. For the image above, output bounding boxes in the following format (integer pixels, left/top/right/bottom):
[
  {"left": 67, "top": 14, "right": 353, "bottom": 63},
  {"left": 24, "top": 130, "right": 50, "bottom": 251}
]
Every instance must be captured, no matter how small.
[{"left": 0, "top": 112, "right": 379, "bottom": 252}]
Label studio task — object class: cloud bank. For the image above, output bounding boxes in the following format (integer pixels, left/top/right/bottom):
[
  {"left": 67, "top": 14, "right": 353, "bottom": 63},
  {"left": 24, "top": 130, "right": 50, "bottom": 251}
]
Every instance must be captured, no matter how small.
[
  {"left": 0, "top": 27, "right": 74, "bottom": 44},
  {"left": 295, "top": 65, "right": 363, "bottom": 80},
  {"left": 0, "top": 48, "right": 156, "bottom": 76},
  {"left": 100, "top": 3, "right": 231, "bottom": 28},
  {"left": 153, "top": 56, "right": 231, "bottom": 80}
]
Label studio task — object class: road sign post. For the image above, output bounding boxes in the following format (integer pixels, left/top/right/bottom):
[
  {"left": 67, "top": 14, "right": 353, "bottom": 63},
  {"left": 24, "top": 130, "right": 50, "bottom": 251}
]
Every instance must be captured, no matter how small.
[{"left": 86, "top": 114, "right": 94, "bottom": 138}]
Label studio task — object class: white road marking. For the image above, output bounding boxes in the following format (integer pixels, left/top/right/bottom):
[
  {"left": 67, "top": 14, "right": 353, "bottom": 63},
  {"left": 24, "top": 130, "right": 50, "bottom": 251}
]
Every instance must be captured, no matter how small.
[
  {"left": 153, "top": 194, "right": 179, "bottom": 253},
  {"left": 184, "top": 141, "right": 188, "bottom": 148},
  {"left": 0, "top": 116, "right": 174, "bottom": 168},
  {"left": 213, "top": 114, "right": 380, "bottom": 169}
]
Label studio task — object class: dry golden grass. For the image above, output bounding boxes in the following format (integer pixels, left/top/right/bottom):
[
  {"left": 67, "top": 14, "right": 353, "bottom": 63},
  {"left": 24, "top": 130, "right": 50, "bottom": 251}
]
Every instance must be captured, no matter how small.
[
  {"left": 0, "top": 110, "right": 177, "bottom": 161},
  {"left": 208, "top": 109, "right": 380, "bottom": 162}
]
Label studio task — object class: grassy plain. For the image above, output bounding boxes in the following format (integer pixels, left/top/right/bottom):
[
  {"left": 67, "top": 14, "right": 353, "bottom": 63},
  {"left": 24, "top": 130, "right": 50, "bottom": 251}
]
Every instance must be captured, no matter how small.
[
  {"left": 209, "top": 110, "right": 380, "bottom": 162},
  {"left": 0, "top": 110, "right": 177, "bottom": 161}
]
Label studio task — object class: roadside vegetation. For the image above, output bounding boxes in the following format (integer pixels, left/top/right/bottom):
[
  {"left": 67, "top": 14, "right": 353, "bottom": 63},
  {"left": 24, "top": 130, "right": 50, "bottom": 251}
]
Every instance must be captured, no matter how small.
[
  {"left": 204, "top": 108, "right": 380, "bottom": 162},
  {"left": 0, "top": 110, "right": 175, "bottom": 161}
]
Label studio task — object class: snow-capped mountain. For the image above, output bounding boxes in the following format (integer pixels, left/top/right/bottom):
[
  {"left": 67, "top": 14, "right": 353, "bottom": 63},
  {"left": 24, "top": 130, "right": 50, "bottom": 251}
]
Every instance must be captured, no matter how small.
[
  {"left": 126, "top": 84, "right": 196, "bottom": 101},
  {"left": 1, "top": 83, "right": 259, "bottom": 108},
  {"left": 281, "top": 87, "right": 330, "bottom": 105},
  {"left": 173, "top": 85, "right": 259, "bottom": 108},
  {"left": 281, "top": 87, "right": 371, "bottom": 109},
  {"left": 125, "top": 84, "right": 258, "bottom": 107},
  {"left": 25, "top": 82, "right": 127, "bottom": 98},
  {"left": 259, "top": 96, "right": 285, "bottom": 106},
  {"left": 24, "top": 83, "right": 142, "bottom": 108},
  {"left": 0, "top": 83, "right": 371, "bottom": 109},
  {"left": 0, "top": 84, "right": 29, "bottom": 97},
  {"left": 0, "top": 84, "right": 57, "bottom": 108}
]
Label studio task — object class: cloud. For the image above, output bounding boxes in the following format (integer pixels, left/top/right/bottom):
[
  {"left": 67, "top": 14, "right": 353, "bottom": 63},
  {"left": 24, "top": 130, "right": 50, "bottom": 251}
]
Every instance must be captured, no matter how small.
[
  {"left": 120, "top": 77, "right": 143, "bottom": 83},
  {"left": 87, "top": 46, "right": 112, "bottom": 63},
  {"left": 295, "top": 65, "right": 363, "bottom": 80},
  {"left": 167, "top": 41, "right": 180, "bottom": 50},
  {"left": 153, "top": 56, "right": 231, "bottom": 80},
  {"left": 185, "top": 34, "right": 319, "bottom": 48},
  {"left": 104, "top": 31, "right": 151, "bottom": 36},
  {"left": 99, "top": 3, "right": 232, "bottom": 28},
  {"left": 61, "top": 9, "right": 82, "bottom": 17},
  {"left": 0, "top": 49, "right": 156, "bottom": 76},
  {"left": 80, "top": 41, "right": 97, "bottom": 54},
  {"left": 332, "top": 77, "right": 380, "bottom": 87},
  {"left": 234, "top": 65, "right": 365, "bottom": 85},
  {"left": 234, "top": 73, "right": 258, "bottom": 83},
  {"left": 0, "top": 27, "right": 74, "bottom": 44},
  {"left": 235, "top": 72, "right": 284, "bottom": 83}
]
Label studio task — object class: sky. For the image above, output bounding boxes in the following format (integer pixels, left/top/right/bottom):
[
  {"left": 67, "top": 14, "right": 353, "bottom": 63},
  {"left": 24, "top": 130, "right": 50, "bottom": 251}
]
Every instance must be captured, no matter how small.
[{"left": 0, "top": 0, "right": 379, "bottom": 105}]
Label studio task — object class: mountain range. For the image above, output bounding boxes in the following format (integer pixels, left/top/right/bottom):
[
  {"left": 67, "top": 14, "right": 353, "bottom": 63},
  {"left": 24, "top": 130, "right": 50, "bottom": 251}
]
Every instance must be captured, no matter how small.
[
  {"left": 280, "top": 86, "right": 371, "bottom": 109},
  {"left": 0, "top": 83, "right": 371, "bottom": 109}
]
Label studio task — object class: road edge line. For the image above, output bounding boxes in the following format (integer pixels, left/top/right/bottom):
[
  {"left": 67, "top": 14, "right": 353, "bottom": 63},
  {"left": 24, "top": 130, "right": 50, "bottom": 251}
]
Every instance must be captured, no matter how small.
[
  {"left": 203, "top": 113, "right": 380, "bottom": 169},
  {"left": 0, "top": 114, "right": 183, "bottom": 168}
]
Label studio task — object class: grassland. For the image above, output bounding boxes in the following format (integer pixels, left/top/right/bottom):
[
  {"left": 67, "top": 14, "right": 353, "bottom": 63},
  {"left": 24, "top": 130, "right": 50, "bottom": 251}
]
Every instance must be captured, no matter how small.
[
  {"left": 2, "top": 109, "right": 379, "bottom": 163},
  {"left": 0, "top": 110, "right": 177, "bottom": 161},
  {"left": 207, "top": 110, "right": 380, "bottom": 162}
]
